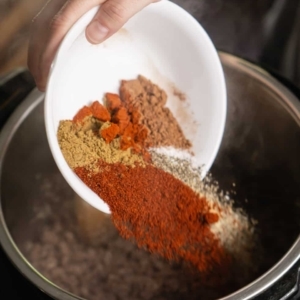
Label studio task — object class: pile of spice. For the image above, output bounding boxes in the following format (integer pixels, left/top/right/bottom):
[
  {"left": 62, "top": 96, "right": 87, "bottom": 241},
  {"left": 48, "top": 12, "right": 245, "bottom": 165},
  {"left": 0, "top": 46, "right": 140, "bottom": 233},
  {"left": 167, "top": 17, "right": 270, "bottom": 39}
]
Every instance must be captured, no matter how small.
[{"left": 57, "top": 75, "right": 256, "bottom": 281}]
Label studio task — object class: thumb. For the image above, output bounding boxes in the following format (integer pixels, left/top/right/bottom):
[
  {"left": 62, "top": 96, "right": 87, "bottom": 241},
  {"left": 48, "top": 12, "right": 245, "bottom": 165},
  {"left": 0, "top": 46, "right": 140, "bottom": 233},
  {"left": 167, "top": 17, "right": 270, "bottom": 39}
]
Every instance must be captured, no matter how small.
[{"left": 86, "top": 0, "right": 155, "bottom": 44}]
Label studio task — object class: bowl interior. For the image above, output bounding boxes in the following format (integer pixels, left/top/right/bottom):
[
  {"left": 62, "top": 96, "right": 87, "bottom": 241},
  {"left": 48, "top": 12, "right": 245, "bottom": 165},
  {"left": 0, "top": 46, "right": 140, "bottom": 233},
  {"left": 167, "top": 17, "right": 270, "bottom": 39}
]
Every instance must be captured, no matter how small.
[{"left": 44, "top": 1, "right": 226, "bottom": 213}]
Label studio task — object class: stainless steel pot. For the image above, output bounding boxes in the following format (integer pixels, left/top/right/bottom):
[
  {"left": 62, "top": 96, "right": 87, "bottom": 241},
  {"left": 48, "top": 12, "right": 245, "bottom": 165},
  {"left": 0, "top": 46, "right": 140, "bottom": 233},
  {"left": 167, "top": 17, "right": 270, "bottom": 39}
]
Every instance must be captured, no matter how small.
[{"left": 0, "top": 52, "right": 300, "bottom": 300}]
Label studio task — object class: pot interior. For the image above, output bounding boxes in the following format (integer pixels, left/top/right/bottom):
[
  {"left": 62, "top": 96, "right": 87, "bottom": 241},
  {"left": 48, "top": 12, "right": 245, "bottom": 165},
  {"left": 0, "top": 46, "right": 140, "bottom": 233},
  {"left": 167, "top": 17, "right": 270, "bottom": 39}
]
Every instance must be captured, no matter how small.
[{"left": 1, "top": 53, "right": 300, "bottom": 300}]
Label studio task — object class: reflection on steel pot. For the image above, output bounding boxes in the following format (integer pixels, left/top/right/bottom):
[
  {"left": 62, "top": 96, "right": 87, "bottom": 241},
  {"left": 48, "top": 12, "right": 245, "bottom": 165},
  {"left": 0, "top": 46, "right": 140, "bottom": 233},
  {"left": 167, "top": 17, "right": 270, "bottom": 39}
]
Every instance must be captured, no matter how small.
[{"left": 0, "top": 52, "right": 300, "bottom": 300}]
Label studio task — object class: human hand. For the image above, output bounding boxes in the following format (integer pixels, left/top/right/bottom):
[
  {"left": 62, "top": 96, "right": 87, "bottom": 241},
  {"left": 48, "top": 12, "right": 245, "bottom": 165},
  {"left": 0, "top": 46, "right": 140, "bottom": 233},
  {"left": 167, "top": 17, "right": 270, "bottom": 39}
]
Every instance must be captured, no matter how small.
[{"left": 28, "top": 0, "right": 158, "bottom": 92}]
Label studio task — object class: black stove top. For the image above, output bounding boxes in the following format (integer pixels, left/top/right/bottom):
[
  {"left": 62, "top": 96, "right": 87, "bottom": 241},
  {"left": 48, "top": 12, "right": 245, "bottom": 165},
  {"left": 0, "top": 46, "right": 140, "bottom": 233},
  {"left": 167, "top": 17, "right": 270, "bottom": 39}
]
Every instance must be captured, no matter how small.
[{"left": 0, "top": 247, "right": 51, "bottom": 299}]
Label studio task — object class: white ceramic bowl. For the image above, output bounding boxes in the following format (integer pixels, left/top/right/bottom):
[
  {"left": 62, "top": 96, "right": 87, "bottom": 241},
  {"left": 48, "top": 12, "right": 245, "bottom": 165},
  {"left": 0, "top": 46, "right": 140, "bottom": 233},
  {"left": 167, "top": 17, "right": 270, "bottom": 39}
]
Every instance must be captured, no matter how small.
[{"left": 45, "top": 0, "right": 227, "bottom": 214}]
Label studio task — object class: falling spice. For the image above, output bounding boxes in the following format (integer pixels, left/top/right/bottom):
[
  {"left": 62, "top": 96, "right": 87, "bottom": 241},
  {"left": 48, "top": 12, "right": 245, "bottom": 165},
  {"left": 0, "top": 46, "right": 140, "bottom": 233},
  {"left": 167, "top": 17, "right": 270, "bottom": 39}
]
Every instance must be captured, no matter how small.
[
  {"left": 75, "top": 160, "right": 231, "bottom": 281},
  {"left": 149, "top": 147, "right": 257, "bottom": 267}
]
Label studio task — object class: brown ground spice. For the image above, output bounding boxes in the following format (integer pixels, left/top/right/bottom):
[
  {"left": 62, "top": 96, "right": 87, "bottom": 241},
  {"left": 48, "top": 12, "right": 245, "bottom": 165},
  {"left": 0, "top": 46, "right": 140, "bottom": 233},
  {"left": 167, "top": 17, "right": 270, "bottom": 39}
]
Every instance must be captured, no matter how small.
[{"left": 120, "top": 75, "right": 192, "bottom": 149}]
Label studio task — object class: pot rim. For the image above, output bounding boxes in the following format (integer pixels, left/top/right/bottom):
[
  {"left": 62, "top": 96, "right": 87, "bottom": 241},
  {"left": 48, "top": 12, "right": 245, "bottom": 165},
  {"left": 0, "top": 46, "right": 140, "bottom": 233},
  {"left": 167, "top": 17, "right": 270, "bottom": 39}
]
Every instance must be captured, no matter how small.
[{"left": 0, "top": 52, "right": 300, "bottom": 300}]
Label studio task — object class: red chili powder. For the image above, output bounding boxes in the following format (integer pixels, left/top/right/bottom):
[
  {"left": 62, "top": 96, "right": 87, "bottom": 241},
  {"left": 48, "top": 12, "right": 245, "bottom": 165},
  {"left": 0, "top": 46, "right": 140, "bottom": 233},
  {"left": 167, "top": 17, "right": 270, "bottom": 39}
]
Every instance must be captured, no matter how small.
[{"left": 75, "top": 160, "right": 231, "bottom": 281}]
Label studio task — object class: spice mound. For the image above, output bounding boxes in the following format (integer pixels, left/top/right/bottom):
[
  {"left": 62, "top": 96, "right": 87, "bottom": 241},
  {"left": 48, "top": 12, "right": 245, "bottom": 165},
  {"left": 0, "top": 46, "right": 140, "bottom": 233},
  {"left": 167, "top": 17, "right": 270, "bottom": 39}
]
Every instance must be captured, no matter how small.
[{"left": 57, "top": 75, "right": 256, "bottom": 282}]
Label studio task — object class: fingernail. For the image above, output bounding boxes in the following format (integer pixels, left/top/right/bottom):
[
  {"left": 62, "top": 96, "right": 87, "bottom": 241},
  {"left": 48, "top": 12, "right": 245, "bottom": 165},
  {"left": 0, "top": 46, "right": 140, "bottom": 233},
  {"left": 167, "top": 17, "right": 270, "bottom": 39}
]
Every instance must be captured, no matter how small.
[
  {"left": 37, "top": 83, "right": 46, "bottom": 92},
  {"left": 86, "top": 21, "right": 109, "bottom": 44}
]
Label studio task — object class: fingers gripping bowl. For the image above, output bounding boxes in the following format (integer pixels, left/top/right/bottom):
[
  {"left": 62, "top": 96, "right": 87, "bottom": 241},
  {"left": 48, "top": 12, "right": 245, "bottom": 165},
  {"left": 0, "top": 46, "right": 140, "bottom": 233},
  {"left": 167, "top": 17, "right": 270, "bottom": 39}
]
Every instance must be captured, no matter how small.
[{"left": 45, "top": 0, "right": 226, "bottom": 213}]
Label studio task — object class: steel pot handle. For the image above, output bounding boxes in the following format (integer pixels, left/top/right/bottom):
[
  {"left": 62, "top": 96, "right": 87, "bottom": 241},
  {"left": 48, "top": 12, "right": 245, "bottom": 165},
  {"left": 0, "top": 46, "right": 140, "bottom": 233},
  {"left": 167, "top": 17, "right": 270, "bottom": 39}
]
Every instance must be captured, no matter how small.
[{"left": 0, "top": 69, "right": 36, "bottom": 129}]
